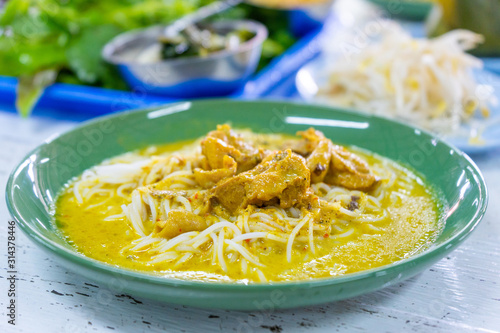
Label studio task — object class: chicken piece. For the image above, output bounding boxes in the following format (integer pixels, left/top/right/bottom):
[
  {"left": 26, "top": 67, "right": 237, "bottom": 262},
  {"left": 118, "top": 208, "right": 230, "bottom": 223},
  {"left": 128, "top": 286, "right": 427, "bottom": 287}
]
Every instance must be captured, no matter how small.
[
  {"left": 283, "top": 128, "right": 319, "bottom": 156},
  {"left": 194, "top": 155, "right": 237, "bottom": 188},
  {"left": 153, "top": 210, "right": 209, "bottom": 239},
  {"left": 201, "top": 124, "right": 266, "bottom": 173},
  {"left": 293, "top": 128, "right": 377, "bottom": 191},
  {"left": 295, "top": 128, "right": 325, "bottom": 151},
  {"left": 210, "top": 149, "right": 310, "bottom": 213},
  {"left": 298, "top": 127, "right": 325, "bottom": 143},
  {"left": 201, "top": 136, "right": 242, "bottom": 170},
  {"left": 325, "top": 145, "right": 378, "bottom": 191},
  {"left": 306, "top": 139, "right": 333, "bottom": 183},
  {"left": 294, "top": 128, "right": 332, "bottom": 183}
]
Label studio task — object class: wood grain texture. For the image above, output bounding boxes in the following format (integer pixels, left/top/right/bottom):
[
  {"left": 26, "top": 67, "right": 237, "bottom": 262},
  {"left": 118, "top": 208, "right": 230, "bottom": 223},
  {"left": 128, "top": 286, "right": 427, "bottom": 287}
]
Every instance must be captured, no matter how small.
[{"left": 0, "top": 112, "right": 499, "bottom": 333}]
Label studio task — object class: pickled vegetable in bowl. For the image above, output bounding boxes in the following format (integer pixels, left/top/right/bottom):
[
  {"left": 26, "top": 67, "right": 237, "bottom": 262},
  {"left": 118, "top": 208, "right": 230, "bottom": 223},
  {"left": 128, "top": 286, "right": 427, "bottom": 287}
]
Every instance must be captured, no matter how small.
[
  {"left": 135, "top": 24, "right": 257, "bottom": 64},
  {"left": 102, "top": 20, "right": 267, "bottom": 98},
  {"left": 160, "top": 25, "right": 255, "bottom": 59}
]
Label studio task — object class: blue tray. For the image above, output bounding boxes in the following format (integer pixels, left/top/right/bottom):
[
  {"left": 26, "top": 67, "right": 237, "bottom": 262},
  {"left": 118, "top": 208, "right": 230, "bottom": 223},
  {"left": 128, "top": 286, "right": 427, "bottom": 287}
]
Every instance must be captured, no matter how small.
[
  {"left": 0, "top": 15, "right": 327, "bottom": 121},
  {"left": 0, "top": 76, "right": 177, "bottom": 120}
]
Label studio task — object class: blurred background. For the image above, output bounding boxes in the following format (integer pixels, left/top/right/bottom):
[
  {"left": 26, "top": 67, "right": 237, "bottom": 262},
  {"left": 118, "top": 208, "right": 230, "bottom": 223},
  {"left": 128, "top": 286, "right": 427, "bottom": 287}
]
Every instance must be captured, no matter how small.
[{"left": 0, "top": 0, "right": 499, "bottom": 151}]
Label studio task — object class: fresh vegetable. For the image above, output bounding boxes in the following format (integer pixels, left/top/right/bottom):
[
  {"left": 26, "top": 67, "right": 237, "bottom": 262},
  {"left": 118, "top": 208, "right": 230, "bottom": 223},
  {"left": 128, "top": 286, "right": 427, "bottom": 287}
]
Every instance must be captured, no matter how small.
[
  {"left": 0, "top": 0, "right": 210, "bottom": 116},
  {"left": 0, "top": 0, "right": 297, "bottom": 116}
]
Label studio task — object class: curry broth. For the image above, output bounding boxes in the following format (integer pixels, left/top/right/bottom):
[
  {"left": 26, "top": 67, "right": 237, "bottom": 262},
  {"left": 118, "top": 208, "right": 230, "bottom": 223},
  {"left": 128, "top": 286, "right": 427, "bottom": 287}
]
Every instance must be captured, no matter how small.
[{"left": 55, "top": 134, "right": 442, "bottom": 283}]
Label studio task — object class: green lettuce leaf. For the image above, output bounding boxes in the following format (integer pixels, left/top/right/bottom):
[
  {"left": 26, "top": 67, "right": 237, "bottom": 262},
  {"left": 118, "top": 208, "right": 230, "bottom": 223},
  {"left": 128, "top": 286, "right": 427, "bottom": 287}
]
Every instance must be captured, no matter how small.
[
  {"left": 66, "top": 24, "right": 123, "bottom": 85},
  {"left": 16, "top": 69, "right": 57, "bottom": 117}
]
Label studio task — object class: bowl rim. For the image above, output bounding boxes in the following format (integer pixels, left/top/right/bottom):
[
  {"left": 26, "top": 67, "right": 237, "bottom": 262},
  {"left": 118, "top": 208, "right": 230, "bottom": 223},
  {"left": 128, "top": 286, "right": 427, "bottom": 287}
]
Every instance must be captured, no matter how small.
[
  {"left": 102, "top": 19, "right": 269, "bottom": 67},
  {"left": 5, "top": 99, "right": 488, "bottom": 291}
]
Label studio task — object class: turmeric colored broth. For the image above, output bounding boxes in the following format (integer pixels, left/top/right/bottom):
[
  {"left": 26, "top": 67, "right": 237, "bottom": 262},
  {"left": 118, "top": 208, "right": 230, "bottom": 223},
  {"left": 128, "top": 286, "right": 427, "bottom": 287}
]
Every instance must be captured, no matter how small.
[{"left": 54, "top": 134, "right": 443, "bottom": 283}]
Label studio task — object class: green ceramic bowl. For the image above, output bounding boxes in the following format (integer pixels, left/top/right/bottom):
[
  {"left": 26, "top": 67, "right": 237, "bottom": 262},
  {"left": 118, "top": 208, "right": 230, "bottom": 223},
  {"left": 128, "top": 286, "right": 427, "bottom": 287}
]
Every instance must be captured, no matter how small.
[{"left": 6, "top": 100, "right": 487, "bottom": 310}]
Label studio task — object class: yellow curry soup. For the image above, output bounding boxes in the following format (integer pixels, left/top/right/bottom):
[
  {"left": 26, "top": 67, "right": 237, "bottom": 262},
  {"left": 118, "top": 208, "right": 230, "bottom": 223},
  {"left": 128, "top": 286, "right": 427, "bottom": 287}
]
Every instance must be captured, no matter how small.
[{"left": 55, "top": 126, "right": 443, "bottom": 283}]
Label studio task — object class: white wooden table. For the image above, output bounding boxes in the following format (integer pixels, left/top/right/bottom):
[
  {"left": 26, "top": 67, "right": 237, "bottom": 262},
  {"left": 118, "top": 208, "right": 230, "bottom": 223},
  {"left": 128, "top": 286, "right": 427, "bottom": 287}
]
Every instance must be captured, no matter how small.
[{"left": 1, "top": 110, "right": 499, "bottom": 333}]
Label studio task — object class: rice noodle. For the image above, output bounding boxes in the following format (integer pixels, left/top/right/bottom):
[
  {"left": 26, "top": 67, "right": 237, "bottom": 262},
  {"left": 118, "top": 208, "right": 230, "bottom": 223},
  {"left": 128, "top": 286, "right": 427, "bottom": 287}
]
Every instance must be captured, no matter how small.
[
  {"left": 255, "top": 269, "right": 267, "bottom": 282},
  {"left": 73, "top": 180, "right": 84, "bottom": 204},
  {"left": 266, "top": 234, "right": 287, "bottom": 243},
  {"left": 331, "top": 227, "right": 355, "bottom": 239},
  {"left": 250, "top": 213, "right": 272, "bottom": 222},
  {"left": 286, "top": 215, "right": 311, "bottom": 263},
  {"left": 189, "top": 222, "right": 242, "bottom": 248},
  {"left": 210, "top": 233, "right": 218, "bottom": 264},
  {"left": 174, "top": 253, "right": 193, "bottom": 267},
  {"left": 155, "top": 231, "right": 198, "bottom": 252},
  {"left": 84, "top": 198, "right": 110, "bottom": 211},
  {"left": 232, "top": 232, "right": 268, "bottom": 243},
  {"left": 217, "top": 229, "right": 227, "bottom": 272},
  {"left": 104, "top": 213, "right": 125, "bottom": 221},
  {"left": 149, "top": 251, "right": 178, "bottom": 263},
  {"left": 225, "top": 239, "right": 264, "bottom": 267},
  {"left": 128, "top": 194, "right": 146, "bottom": 236},
  {"left": 241, "top": 258, "right": 248, "bottom": 275},
  {"left": 308, "top": 217, "right": 315, "bottom": 254},
  {"left": 243, "top": 213, "right": 250, "bottom": 233},
  {"left": 131, "top": 235, "right": 163, "bottom": 251}
]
